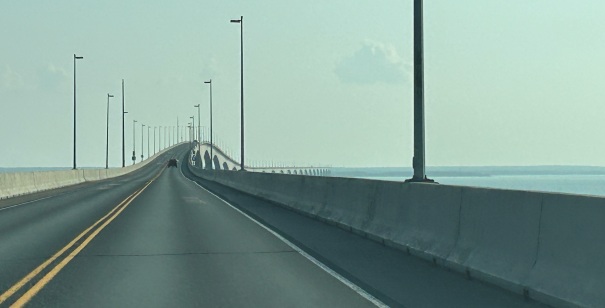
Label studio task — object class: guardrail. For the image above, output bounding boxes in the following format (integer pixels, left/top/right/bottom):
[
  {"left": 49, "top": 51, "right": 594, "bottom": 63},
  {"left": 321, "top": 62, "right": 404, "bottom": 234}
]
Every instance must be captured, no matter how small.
[{"left": 188, "top": 164, "right": 604, "bottom": 308}]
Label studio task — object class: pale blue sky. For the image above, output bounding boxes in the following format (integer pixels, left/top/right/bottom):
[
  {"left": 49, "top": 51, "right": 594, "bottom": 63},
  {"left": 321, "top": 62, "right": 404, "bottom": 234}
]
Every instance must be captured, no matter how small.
[{"left": 1, "top": 1, "right": 605, "bottom": 168}]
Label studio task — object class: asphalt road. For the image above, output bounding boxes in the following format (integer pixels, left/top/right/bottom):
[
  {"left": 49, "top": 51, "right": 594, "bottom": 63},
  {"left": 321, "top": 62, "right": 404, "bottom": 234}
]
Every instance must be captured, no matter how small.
[
  {"left": 0, "top": 144, "right": 549, "bottom": 307},
  {"left": 0, "top": 145, "right": 375, "bottom": 307}
]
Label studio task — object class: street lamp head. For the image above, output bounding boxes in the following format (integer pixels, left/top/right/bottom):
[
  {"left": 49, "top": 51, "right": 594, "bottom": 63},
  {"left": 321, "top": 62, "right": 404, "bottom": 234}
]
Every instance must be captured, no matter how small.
[
  {"left": 124, "top": 111, "right": 128, "bottom": 114},
  {"left": 194, "top": 104, "right": 200, "bottom": 108},
  {"left": 230, "top": 19, "right": 241, "bottom": 23},
  {"left": 204, "top": 80, "right": 211, "bottom": 84},
  {"left": 108, "top": 94, "right": 114, "bottom": 98},
  {"left": 74, "top": 54, "right": 83, "bottom": 60}
]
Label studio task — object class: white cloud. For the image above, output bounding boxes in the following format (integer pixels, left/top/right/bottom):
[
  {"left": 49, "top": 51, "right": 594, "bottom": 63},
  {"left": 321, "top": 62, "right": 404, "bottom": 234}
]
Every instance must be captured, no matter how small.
[
  {"left": 37, "top": 63, "right": 69, "bottom": 91},
  {"left": 0, "top": 65, "right": 25, "bottom": 90},
  {"left": 335, "top": 41, "right": 410, "bottom": 85}
]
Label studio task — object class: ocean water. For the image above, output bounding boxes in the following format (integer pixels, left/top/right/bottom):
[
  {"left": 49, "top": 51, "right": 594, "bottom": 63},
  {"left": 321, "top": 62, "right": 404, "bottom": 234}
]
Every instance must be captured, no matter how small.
[{"left": 361, "top": 174, "right": 605, "bottom": 197}]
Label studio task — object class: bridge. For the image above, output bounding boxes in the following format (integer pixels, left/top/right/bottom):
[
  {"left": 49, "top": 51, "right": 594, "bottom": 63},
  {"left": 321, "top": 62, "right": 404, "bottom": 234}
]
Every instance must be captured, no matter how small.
[
  {"left": 2, "top": 1, "right": 602, "bottom": 306},
  {"left": 191, "top": 142, "right": 330, "bottom": 176},
  {"left": 0, "top": 142, "right": 602, "bottom": 307}
]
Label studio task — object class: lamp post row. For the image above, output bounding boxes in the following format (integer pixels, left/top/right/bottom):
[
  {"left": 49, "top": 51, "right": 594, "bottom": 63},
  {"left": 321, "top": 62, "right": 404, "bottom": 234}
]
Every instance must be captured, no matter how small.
[
  {"left": 71, "top": 16, "right": 246, "bottom": 171},
  {"left": 72, "top": 71, "right": 183, "bottom": 168}
]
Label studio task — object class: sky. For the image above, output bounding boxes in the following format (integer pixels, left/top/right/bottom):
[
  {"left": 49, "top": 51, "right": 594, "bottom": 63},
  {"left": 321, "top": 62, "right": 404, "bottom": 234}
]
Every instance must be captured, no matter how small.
[{"left": 1, "top": 1, "right": 605, "bottom": 168}]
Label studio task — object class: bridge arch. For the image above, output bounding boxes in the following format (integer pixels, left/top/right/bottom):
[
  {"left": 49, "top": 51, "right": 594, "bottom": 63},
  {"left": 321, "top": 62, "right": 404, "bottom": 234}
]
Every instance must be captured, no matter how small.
[
  {"left": 287, "top": 170, "right": 292, "bottom": 174},
  {"left": 213, "top": 155, "right": 221, "bottom": 170},
  {"left": 203, "top": 151, "right": 212, "bottom": 170},
  {"left": 222, "top": 162, "right": 229, "bottom": 170}
]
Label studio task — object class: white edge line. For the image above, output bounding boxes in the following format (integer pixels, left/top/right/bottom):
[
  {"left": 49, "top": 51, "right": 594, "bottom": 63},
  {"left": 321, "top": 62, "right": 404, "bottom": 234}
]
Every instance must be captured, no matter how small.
[
  {"left": 0, "top": 195, "right": 55, "bottom": 212},
  {"left": 180, "top": 167, "right": 387, "bottom": 308}
]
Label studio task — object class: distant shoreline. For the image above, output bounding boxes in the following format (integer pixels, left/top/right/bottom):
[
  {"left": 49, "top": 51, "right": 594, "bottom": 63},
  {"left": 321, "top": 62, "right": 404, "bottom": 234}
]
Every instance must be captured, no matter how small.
[{"left": 331, "top": 166, "right": 605, "bottom": 178}]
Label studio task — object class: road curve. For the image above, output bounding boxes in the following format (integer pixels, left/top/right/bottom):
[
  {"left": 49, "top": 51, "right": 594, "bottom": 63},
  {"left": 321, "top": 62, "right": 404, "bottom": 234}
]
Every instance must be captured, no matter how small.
[{"left": 0, "top": 145, "right": 375, "bottom": 307}]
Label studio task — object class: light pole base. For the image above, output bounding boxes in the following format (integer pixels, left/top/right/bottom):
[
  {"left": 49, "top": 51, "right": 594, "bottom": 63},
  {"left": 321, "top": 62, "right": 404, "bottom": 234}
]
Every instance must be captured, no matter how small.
[{"left": 404, "top": 176, "right": 438, "bottom": 184}]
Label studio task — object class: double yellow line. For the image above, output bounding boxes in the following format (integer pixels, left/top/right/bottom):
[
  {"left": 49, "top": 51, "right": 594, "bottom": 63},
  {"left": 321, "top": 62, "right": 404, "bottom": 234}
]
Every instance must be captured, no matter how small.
[{"left": 0, "top": 166, "right": 165, "bottom": 307}]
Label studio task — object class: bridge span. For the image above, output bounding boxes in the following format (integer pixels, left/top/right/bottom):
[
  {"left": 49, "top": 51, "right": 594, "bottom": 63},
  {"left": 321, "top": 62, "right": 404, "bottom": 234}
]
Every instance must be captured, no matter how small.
[
  {"left": 191, "top": 142, "right": 330, "bottom": 176},
  {"left": 0, "top": 143, "right": 585, "bottom": 307}
]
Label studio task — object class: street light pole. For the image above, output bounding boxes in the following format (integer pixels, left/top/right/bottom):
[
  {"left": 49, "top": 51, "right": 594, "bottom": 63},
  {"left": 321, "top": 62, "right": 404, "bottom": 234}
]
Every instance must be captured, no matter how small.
[
  {"left": 204, "top": 80, "right": 213, "bottom": 166},
  {"left": 73, "top": 54, "right": 83, "bottom": 170},
  {"left": 106, "top": 94, "right": 114, "bottom": 169},
  {"left": 132, "top": 120, "right": 137, "bottom": 165},
  {"left": 231, "top": 16, "right": 245, "bottom": 171},
  {"left": 194, "top": 104, "right": 201, "bottom": 161},
  {"left": 154, "top": 126, "right": 156, "bottom": 155},
  {"left": 141, "top": 123, "right": 145, "bottom": 162},
  {"left": 122, "top": 79, "right": 126, "bottom": 168},
  {"left": 407, "top": 0, "right": 433, "bottom": 183},
  {"left": 147, "top": 126, "right": 150, "bottom": 159},
  {"left": 190, "top": 116, "right": 194, "bottom": 142}
]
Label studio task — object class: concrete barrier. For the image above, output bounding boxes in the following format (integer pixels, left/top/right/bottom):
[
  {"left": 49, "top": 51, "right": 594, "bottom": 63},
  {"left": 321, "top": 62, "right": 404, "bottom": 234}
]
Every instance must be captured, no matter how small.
[
  {"left": 525, "top": 194, "right": 605, "bottom": 307},
  {"left": 189, "top": 166, "right": 605, "bottom": 308},
  {"left": 0, "top": 172, "right": 37, "bottom": 197},
  {"left": 0, "top": 143, "right": 185, "bottom": 200},
  {"left": 446, "top": 188, "right": 542, "bottom": 294}
]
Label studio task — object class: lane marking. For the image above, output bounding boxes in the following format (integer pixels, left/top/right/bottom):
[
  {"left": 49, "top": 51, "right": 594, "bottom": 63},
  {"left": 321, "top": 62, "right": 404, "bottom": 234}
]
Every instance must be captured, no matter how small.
[
  {"left": 0, "top": 190, "right": 138, "bottom": 305},
  {"left": 1, "top": 166, "right": 166, "bottom": 307},
  {"left": 11, "top": 180, "right": 153, "bottom": 307},
  {"left": 180, "top": 168, "right": 387, "bottom": 308},
  {"left": 0, "top": 196, "right": 58, "bottom": 212}
]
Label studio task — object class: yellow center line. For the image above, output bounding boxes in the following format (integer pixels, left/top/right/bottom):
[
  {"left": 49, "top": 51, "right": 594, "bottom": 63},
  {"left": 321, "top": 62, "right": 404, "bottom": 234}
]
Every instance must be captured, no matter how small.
[
  {"left": 0, "top": 191, "right": 137, "bottom": 305},
  {"left": 1, "top": 165, "right": 166, "bottom": 307}
]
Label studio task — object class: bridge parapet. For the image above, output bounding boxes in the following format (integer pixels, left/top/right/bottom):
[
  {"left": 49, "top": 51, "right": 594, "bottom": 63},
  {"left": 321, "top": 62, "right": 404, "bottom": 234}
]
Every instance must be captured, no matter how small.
[
  {"left": 188, "top": 163, "right": 605, "bottom": 308},
  {"left": 0, "top": 143, "right": 184, "bottom": 200}
]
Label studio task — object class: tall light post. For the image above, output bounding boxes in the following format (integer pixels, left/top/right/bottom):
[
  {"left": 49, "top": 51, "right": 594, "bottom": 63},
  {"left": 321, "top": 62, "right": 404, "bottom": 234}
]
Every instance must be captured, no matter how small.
[
  {"left": 121, "top": 79, "right": 126, "bottom": 168},
  {"left": 147, "top": 126, "right": 150, "bottom": 159},
  {"left": 188, "top": 123, "right": 192, "bottom": 143},
  {"left": 159, "top": 126, "right": 162, "bottom": 150},
  {"left": 132, "top": 120, "right": 137, "bottom": 165},
  {"left": 204, "top": 79, "right": 213, "bottom": 165},
  {"left": 231, "top": 16, "right": 245, "bottom": 170},
  {"left": 154, "top": 126, "right": 156, "bottom": 155},
  {"left": 194, "top": 104, "right": 201, "bottom": 158},
  {"left": 406, "top": 0, "right": 433, "bottom": 183},
  {"left": 141, "top": 123, "right": 145, "bottom": 162},
  {"left": 106, "top": 94, "right": 114, "bottom": 169},
  {"left": 73, "top": 54, "right": 83, "bottom": 170},
  {"left": 190, "top": 116, "right": 195, "bottom": 142}
]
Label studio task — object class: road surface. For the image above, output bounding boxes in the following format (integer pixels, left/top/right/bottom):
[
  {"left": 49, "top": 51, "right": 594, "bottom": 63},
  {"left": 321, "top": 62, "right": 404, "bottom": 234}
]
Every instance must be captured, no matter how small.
[{"left": 0, "top": 145, "right": 547, "bottom": 307}]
